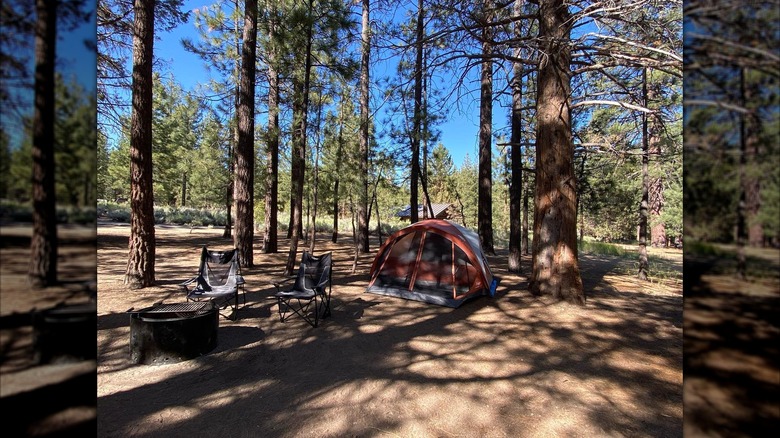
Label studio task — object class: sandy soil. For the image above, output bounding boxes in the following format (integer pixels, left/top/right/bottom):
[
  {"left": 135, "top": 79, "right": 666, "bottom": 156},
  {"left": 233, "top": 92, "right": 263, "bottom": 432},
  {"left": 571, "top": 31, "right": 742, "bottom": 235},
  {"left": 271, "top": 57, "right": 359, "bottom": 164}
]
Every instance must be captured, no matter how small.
[
  {"left": 683, "top": 249, "right": 780, "bottom": 437},
  {"left": 0, "top": 223, "right": 97, "bottom": 436},
  {"left": 92, "top": 222, "right": 684, "bottom": 437},
  {"left": 4, "top": 221, "right": 776, "bottom": 437}
]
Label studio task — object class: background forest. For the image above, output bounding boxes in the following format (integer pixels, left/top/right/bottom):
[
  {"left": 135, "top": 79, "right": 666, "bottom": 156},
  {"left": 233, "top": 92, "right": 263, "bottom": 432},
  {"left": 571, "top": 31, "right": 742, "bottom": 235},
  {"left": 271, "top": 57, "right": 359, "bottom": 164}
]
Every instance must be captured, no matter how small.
[
  {"left": 93, "top": 0, "right": 689, "bottom": 257},
  {"left": 2, "top": 0, "right": 775, "bottom": 285}
]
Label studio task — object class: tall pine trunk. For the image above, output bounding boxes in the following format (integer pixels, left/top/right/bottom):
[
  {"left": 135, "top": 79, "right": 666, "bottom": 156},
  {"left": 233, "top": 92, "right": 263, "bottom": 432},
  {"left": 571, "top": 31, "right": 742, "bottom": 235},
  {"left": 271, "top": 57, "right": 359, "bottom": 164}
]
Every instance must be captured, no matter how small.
[
  {"left": 308, "top": 96, "right": 324, "bottom": 253},
  {"left": 263, "top": 0, "right": 279, "bottom": 253},
  {"left": 234, "top": 0, "right": 257, "bottom": 267},
  {"left": 742, "top": 70, "right": 762, "bottom": 247},
  {"left": 529, "top": 0, "right": 584, "bottom": 304},
  {"left": 508, "top": 0, "right": 524, "bottom": 273},
  {"left": 29, "top": 0, "right": 58, "bottom": 287},
  {"left": 649, "top": 177, "right": 666, "bottom": 246},
  {"left": 357, "top": 0, "right": 371, "bottom": 252},
  {"left": 285, "top": 0, "right": 313, "bottom": 276},
  {"left": 286, "top": 80, "right": 307, "bottom": 275},
  {"left": 332, "top": 103, "right": 345, "bottom": 243},
  {"left": 410, "top": 0, "right": 424, "bottom": 224},
  {"left": 523, "top": 173, "right": 530, "bottom": 255},
  {"left": 124, "top": 0, "right": 156, "bottom": 289},
  {"left": 638, "top": 67, "right": 649, "bottom": 280},
  {"left": 478, "top": 0, "right": 495, "bottom": 255}
]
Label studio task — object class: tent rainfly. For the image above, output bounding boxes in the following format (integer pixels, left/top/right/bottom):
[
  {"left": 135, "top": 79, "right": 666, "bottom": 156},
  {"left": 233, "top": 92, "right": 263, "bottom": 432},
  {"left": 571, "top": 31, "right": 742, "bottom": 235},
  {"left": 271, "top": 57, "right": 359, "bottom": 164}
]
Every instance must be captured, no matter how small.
[{"left": 366, "top": 219, "right": 498, "bottom": 307}]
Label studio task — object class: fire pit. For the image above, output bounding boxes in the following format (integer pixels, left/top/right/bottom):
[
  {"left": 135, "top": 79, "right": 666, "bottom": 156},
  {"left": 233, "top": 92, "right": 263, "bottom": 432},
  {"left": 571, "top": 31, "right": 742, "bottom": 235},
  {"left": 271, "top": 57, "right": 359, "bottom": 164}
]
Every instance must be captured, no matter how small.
[
  {"left": 128, "top": 301, "right": 218, "bottom": 365},
  {"left": 33, "top": 302, "right": 97, "bottom": 364}
]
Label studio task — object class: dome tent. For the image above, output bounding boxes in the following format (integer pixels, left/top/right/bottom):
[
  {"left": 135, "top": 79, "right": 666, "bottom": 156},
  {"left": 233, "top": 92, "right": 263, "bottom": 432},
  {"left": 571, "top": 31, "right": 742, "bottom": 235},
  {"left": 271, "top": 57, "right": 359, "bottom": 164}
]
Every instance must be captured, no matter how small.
[{"left": 366, "top": 219, "right": 498, "bottom": 307}]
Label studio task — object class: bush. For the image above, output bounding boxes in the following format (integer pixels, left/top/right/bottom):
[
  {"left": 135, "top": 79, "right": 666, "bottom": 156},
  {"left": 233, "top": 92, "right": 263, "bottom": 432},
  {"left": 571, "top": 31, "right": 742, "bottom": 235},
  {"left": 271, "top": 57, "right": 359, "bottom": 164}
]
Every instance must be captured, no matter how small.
[
  {"left": 684, "top": 240, "right": 723, "bottom": 257},
  {"left": 1, "top": 200, "right": 96, "bottom": 224},
  {"left": 580, "top": 240, "right": 628, "bottom": 257}
]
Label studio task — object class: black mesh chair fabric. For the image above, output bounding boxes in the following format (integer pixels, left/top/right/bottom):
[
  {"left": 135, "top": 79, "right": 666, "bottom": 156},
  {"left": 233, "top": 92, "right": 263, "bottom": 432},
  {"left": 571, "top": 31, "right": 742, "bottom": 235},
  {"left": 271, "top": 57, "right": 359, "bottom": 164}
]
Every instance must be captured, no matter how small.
[
  {"left": 273, "top": 251, "right": 332, "bottom": 327},
  {"left": 179, "top": 246, "right": 246, "bottom": 320}
]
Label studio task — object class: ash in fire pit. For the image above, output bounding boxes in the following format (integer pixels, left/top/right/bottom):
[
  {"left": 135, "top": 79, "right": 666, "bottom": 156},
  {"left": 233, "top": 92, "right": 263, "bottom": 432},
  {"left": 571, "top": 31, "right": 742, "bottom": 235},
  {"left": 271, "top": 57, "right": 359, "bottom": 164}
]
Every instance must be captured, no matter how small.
[{"left": 129, "top": 302, "right": 218, "bottom": 365}]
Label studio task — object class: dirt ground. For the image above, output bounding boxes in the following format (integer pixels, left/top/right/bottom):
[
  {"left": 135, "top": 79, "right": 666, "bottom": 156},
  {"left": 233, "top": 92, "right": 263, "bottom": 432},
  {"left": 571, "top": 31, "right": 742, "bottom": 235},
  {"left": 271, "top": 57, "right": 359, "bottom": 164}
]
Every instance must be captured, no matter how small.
[
  {"left": 7, "top": 221, "right": 775, "bottom": 437},
  {"left": 90, "top": 222, "right": 684, "bottom": 437},
  {"left": 0, "top": 223, "right": 97, "bottom": 436},
  {"left": 683, "top": 249, "right": 780, "bottom": 437}
]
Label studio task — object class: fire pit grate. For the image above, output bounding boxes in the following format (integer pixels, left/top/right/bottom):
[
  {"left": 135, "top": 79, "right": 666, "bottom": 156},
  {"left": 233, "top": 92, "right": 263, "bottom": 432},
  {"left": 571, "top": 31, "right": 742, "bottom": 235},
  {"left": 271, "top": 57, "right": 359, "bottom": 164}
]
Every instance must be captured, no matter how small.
[
  {"left": 133, "top": 302, "right": 214, "bottom": 318},
  {"left": 129, "top": 301, "right": 218, "bottom": 365}
]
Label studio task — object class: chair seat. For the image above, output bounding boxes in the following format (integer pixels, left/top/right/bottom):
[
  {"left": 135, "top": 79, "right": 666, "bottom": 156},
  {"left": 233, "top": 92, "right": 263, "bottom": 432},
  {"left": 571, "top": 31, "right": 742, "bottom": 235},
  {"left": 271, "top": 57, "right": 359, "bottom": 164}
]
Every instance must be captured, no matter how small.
[
  {"left": 190, "top": 287, "right": 236, "bottom": 298},
  {"left": 274, "top": 289, "right": 317, "bottom": 299},
  {"left": 274, "top": 251, "right": 332, "bottom": 328},
  {"left": 180, "top": 246, "right": 245, "bottom": 321}
]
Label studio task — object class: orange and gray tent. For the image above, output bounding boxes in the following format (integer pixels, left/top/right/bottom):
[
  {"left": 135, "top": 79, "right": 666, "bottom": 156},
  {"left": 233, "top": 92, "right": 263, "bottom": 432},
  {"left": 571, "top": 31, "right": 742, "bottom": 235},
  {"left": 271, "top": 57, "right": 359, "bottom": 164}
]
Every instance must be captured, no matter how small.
[{"left": 366, "top": 219, "right": 498, "bottom": 307}]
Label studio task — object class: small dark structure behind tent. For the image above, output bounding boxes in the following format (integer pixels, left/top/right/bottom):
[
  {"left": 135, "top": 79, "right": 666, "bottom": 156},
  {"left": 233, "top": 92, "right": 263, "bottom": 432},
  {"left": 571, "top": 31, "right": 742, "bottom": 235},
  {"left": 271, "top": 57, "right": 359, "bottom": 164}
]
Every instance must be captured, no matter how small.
[
  {"left": 396, "top": 203, "right": 455, "bottom": 221},
  {"left": 366, "top": 219, "right": 497, "bottom": 307}
]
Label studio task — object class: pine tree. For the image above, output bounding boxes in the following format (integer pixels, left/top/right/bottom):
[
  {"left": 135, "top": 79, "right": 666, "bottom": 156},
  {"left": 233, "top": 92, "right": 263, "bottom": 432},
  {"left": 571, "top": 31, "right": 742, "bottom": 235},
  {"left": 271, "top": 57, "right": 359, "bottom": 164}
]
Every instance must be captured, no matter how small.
[
  {"left": 529, "top": 0, "right": 584, "bottom": 304},
  {"left": 234, "top": 0, "right": 257, "bottom": 267},
  {"left": 124, "top": 0, "right": 156, "bottom": 288},
  {"left": 29, "top": 0, "right": 58, "bottom": 286}
]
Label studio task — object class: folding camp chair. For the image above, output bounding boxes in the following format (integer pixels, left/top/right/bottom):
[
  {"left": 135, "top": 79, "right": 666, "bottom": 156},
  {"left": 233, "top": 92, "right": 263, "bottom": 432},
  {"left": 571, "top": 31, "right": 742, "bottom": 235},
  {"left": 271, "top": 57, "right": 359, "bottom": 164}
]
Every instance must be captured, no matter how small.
[
  {"left": 179, "top": 246, "right": 246, "bottom": 320},
  {"left": 273, "top": 251, "right": 332, "bottom": 328}
]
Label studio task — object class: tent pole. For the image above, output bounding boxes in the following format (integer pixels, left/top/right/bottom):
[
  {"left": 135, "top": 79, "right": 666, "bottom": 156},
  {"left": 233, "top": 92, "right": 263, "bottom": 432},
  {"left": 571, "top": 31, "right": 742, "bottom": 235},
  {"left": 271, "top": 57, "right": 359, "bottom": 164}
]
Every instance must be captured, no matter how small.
[
  {"left": 451, "top": 241, "right": 457, "bottom": 298},
  {"left": 408, "top": 231, "right": 426, "bottom": 291}
]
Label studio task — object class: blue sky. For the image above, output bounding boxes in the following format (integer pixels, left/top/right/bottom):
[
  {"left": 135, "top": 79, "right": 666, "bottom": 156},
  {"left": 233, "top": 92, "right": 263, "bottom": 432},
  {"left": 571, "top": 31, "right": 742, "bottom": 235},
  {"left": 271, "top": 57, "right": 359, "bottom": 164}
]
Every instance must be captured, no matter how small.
[
  {"left": 153, "top": 0, "right": 505, "bottom": 168},
  {"left": 2, "top": 8, "right": 95, "bottom": 150}
]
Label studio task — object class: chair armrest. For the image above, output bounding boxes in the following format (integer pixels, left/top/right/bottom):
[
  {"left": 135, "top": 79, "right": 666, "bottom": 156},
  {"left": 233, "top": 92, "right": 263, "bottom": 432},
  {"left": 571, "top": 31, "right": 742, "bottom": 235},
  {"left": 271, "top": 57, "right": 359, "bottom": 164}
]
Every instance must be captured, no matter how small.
[
  {"left": 179, "top": 276, "right": 197, "bottom": 292},
  {"left": 271, "top": 276, "right": 296, "bottom": 292}
]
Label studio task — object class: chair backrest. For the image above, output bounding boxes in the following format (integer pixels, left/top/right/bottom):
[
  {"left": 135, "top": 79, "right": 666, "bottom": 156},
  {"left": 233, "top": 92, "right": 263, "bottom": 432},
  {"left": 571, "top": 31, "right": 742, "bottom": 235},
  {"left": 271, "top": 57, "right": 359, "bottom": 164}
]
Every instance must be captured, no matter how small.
[
  {"left": 293, "top": 251, "right": 332, "bottom": 293},
  {"left": 198, "top": 246, "right": 240, "bottom": 289}
]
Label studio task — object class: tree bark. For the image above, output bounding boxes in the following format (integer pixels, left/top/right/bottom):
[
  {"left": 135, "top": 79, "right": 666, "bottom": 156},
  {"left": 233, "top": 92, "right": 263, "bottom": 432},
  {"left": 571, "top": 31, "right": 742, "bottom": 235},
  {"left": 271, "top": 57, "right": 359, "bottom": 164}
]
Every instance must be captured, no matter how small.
[
  {"left": 478, "top": 0, "right": 495, "bottom": 255},
  {"left": 375, "top": 192, "right": 383, "bottom": 245},
  {"left": 649, "top": 177, "right": 665, "bottom": 246},
  {"left": 638, "top": 67, "right": 649, "bottom": 280},
  {"left": 124, "top": 0, "right": 156, "bottom": 289},
  {"left": 742, "top": 71, "right": 763, "bottom": 247},
  {"left": 332, "top": 103, "right": 345, "bottom": 243},
  {"left": 410, "top": 0, "right": 424, "bottom": 224},
  {"left": 234, "top": 0, "right": 257, "bottom": 268},
  {"left": 529, "top": 0, "right": 584, "bottom": 304},
  {"left": 357, "top": 0, "right": 371, "bottom": 252},
  {"left": 181, "top": 172, "right": 187, "bottom": 206},
  {"left": 508, "top": 0, "right": 525, "bottom": 273},
  {"left": 29, "top": 0, "right": 58, "bottom": 287},
  {"left": 286, "top": 80, "right": 306, "bottom": 275},
  {"left": 263, "top": 0, "right": 279, "bottom": 253},
  {"left": 285, "top": 0, "right": 313, "bottom": 276},
  {"left": 225, "top": 7, "right": 242, "bottom": 240},
  {"left": 523, "top": 172, "right": 530, "bottom": 255},
  {"left": 308, "top": 96, "right": 324, "bottom": 253}
]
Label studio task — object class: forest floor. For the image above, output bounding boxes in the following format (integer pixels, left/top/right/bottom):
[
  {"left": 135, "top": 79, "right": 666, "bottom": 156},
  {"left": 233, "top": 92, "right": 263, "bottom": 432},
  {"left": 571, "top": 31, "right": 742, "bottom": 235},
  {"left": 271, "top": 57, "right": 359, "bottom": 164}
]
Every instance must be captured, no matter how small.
[
  {"left": 0, "top": 221, "right": 775, "bottom": 436},
  {"left": 0, "top": 223, "right": 96, "bottom": 436},
  {"left": 100, "top": 222, "right": 682, "bottom": 437}
]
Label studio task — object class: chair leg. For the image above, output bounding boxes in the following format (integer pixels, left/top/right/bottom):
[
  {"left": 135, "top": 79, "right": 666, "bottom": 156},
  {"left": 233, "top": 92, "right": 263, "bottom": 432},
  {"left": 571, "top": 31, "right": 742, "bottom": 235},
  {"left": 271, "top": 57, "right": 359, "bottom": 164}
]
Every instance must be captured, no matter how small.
[
  {"left": 313, "top": 295, "right": 319, "bottom": 328},
  {"left": 277, "top": 297, "right": 286, "bottom": 322},
  {"left": 321, "top": 294, "right": 331, "bottom": 319},
  {"left": 277, "top": 296, "right": 320, "bottom": 328}
]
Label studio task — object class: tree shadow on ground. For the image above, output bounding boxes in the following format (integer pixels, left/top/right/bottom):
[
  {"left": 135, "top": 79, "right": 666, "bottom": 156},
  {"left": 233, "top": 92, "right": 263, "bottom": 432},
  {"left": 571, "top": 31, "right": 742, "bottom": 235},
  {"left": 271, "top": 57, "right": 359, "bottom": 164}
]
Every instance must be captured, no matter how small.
[
  {"left": 1, "top": 224, "right": 97, "bottom": 436},
  {"left": 96, "top": 227, "right": 683, "bottom": 437},
  {"left": 683, "top": 253, "right": 780, "bottom": 437}
]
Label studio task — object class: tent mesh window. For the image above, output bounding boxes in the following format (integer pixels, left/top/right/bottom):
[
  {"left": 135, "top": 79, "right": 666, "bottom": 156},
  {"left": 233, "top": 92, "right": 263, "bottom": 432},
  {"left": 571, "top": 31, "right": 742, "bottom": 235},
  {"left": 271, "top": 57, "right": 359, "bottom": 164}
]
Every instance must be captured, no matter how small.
[
  {"left": 376, "top": 231, "right": 421, "bottom": 290},
  {"left": 412, "top": 232, "right": 454, "bottom": 298},
  {"left": 453, "top": 245, "right": 479, "bottom": 297}
]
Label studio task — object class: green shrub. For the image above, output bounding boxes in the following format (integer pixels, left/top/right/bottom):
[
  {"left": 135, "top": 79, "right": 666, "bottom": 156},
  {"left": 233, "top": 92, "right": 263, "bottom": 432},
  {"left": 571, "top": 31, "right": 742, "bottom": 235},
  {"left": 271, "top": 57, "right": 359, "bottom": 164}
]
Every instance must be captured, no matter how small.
[
  {"left": 684, "top": 240, "right": 723, "bottom": 257},
  {"left": 580, "top": 240, "right": 628, "bottom": 257},
  {"left": 1, "top": 200, "right": 96, "bottom": 224}
]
